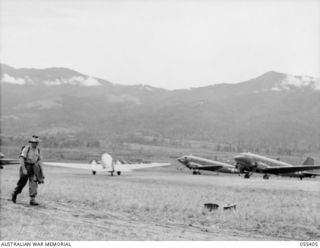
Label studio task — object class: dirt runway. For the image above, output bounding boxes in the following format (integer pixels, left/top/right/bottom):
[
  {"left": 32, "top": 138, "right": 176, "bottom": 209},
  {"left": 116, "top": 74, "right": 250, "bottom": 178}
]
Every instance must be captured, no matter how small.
[{"left": 1, "top": 165, "right": 319, "bottom": 240}]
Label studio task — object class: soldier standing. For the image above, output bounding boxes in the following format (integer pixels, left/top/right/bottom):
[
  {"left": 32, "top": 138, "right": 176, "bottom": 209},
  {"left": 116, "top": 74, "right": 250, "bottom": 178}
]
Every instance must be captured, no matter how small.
[{"left": 12, "top": 135, "right": 44, "bottom": 206}]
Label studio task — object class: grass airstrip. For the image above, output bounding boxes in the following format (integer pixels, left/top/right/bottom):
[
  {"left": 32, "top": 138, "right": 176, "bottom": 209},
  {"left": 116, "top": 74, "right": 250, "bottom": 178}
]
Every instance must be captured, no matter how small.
[{"left": 1, "top": 159, "right": 319, "bottom": 240}]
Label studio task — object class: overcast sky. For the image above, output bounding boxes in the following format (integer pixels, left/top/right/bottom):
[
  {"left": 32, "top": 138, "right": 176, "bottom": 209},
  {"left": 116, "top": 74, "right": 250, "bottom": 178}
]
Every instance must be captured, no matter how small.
[{"left": 1, "top": 0, "right": 319, "bottom": 89}]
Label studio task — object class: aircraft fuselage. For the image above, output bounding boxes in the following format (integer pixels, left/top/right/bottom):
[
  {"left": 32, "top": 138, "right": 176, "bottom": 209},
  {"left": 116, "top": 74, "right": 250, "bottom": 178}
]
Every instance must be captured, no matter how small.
[
  {"left": 177, "top": 155, "right": 238, "bottom": 174},
  {"left": 233, "top": 152, "right": 320, "bottom": 179}
]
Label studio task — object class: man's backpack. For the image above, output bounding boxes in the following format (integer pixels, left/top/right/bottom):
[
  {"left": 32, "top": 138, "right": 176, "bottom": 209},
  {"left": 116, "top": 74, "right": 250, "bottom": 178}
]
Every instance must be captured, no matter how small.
[{"left": 20, "top": 145, "right": 40, "bottom": 163}]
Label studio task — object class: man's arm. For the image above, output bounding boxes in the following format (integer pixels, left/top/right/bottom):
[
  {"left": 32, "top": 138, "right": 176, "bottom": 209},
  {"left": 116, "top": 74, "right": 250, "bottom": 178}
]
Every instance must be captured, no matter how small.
[
  {"left": 19, "top": 146, "right": 30, "bottom": 175},
  {"left": 19, "top": 157, "right": 28, "bottom": 175}
]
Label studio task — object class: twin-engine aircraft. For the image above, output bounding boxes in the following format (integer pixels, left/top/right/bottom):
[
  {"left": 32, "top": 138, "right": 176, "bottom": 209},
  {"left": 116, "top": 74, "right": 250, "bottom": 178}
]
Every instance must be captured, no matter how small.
[
  {"left": 43, "top": 152, "right": 170, "bottom": 176},
  {"left": 234, "top": 152, "right": 320, "bottom": 179},
  {"left": 177, "top": 153, "right": 320, "bottom": 180},
  {"left": 177, "top": 155, "right": 239, "bottom": 175}
]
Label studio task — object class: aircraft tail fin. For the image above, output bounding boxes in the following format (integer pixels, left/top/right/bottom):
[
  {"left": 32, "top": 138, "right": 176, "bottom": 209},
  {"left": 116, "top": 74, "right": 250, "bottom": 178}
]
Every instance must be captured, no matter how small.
[
  {"left": 101, "top": 153, "right": 114, "bottom": 171},
  {"left": 303, "top": 157, "right": 314, "bottom": 166}
]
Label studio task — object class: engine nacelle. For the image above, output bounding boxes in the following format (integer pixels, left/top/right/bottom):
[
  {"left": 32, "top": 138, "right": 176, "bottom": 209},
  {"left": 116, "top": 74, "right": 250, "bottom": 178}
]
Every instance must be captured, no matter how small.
[
  {"left": 235, "top": 163, "right": 247, "bottom": 173},
  {"left": 187, "top": 162, "right": 202, "bottom": 169},
  {"left": 255, "top": 162, "right": 269, "bottom": 172}
]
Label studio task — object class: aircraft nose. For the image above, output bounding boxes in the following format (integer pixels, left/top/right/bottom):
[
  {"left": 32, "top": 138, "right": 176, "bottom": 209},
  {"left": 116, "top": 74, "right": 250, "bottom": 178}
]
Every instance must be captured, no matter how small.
[
  {"left": 234, "top": 154, "right": 245, "bottom": 162},
  {"left": 177, "top": 156, "right": 186, "bottom": 163}
]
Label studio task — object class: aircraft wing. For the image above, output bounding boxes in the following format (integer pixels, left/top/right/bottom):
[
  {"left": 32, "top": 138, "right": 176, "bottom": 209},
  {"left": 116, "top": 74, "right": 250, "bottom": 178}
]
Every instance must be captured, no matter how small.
[
  {"left": 264, "top": 165, "right": 320, "bottom": 174},
  {"left": 195, "top": 165, "right": 223, "bottom": 171},
  {"left": 43, "top": 161, "right": 170, "bottom": 172},
  {"left": 43, "top": 162, "right": 106, "bottom": 172},
  {"left": 184, "top": 161, "right": 223, "bottom": 171},
  {"left": 302, "top": 171, "right": 320, "bottom": 177},
  {"left": 0, "top": 158, "right": 20, "bottom": 165},
  {"left": 114, "top": 162, "right": 170, "bottom": 172}
]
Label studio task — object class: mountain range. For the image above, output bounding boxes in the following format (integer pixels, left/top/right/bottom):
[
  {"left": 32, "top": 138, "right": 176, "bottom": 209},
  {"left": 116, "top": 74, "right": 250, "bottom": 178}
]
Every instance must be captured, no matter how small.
[{"left": 1, "top": 63, "right": 319, "bottom": 152}]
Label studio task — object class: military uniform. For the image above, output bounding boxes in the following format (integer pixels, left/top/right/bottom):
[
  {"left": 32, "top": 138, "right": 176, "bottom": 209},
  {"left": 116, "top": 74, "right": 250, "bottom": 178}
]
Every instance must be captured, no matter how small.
[{"left": 12, "top": 136, "right": 44, "bottom": 205}]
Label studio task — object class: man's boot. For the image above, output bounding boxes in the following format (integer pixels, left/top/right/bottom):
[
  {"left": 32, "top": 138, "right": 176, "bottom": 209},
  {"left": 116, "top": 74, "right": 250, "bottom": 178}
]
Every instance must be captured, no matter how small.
[
  {"left": 11, "top": 193, "right": 17, "bottom": 203},
  {"left": 30, "top": 197, "right": 39, "bottom": 206}
]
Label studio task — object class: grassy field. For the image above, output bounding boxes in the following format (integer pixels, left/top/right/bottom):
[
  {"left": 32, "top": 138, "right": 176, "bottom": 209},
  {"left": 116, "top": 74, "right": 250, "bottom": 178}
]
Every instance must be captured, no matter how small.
[{"left": 1, "top": 161, "right": 319, "bottom": 241}]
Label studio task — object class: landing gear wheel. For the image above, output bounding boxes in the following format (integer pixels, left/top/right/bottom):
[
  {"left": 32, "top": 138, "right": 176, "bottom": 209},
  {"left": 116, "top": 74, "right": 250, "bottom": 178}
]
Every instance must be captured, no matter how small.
[
  {"left": 92, "top": 171, "right": 96, "bottom": 175},
  {"left": 263, "top": 174, "right": 269, "bottom": 180},
  {"left": 110, "top": 172, "right": 114, "bottom": 176},
  {"left": 192, "top": 171, "right": 197, "bottom": 175},
  {"left": 117, "top": 171, "right": 121, "bottom": 176},
  {"left": 244, "top": 173, "right": 250, "bottom": 179}
]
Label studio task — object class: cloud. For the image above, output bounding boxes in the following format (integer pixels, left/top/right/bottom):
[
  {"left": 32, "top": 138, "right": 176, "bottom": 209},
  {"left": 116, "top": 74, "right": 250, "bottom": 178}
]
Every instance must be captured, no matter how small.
[
  {"left": 1, "top": 74, "right": 26, "bottom": 85},
  {"left": 82, "top": 77, "right": 101, "bottom": 86}
]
